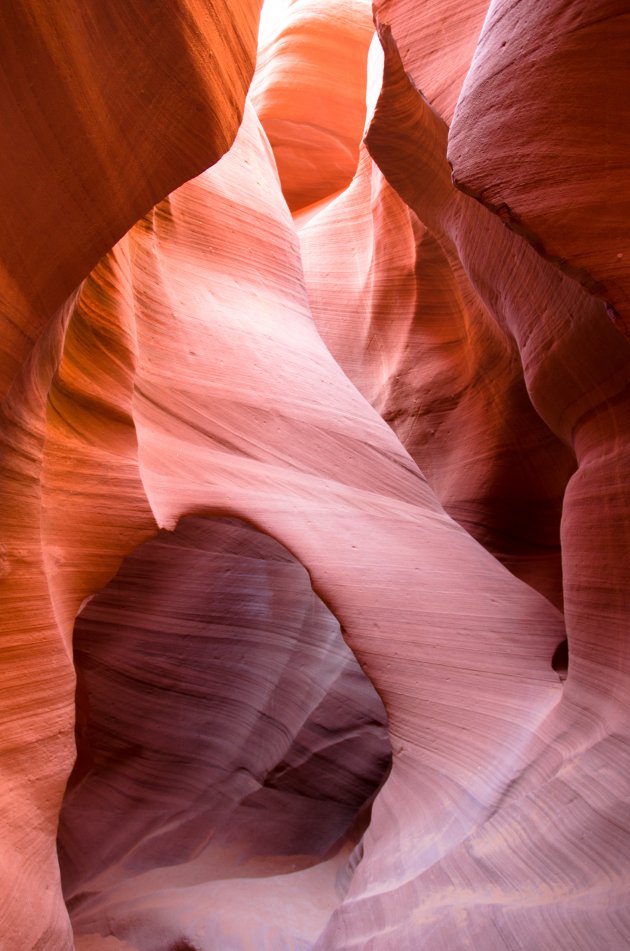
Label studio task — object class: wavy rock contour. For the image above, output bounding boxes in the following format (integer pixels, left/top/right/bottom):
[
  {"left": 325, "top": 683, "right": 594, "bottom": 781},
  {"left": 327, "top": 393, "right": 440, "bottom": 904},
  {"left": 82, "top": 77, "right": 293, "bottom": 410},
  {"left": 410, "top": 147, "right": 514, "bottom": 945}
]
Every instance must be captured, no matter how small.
[{"left": 1, "top": 1, "right": 629, "bottom": 949}]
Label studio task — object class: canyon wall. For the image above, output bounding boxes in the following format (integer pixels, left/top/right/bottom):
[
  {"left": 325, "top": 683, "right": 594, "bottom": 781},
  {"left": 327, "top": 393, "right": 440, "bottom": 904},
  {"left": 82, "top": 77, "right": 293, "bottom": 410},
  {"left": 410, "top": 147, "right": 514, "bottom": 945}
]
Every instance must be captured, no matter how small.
[{"left": 1, "top": 1, "right": 629, "bottom": 948}]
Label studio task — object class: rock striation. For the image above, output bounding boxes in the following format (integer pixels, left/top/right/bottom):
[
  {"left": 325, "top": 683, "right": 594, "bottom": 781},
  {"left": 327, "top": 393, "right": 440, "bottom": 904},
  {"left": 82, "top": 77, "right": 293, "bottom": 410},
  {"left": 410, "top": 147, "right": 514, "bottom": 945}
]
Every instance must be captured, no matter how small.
[
  {"left": 1, "top": 0, "right": 629, "bottom": 949},
  {"left": 60, "top": 516, "right": 390, "bottom": 950}
]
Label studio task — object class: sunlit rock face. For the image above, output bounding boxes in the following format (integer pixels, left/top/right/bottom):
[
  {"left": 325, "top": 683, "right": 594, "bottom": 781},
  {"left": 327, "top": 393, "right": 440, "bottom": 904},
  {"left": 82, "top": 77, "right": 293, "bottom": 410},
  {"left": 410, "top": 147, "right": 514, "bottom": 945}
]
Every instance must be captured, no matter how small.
[
  {"left": 0, "top": 0, "right": 261, "bottom": 398},
  {"left": 1, "top": 0, "right": 630, "bottom": 949},
  {"left": 252, "top": 0, "right": 374, "bottom": 210}
]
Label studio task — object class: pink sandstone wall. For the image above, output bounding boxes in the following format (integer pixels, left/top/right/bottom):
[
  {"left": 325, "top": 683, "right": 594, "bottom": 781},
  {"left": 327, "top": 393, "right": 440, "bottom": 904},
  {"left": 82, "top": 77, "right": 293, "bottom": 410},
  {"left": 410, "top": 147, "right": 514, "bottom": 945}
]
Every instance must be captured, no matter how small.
[{"left": 1, "top": 1, "right": 629, "bottom": 948}]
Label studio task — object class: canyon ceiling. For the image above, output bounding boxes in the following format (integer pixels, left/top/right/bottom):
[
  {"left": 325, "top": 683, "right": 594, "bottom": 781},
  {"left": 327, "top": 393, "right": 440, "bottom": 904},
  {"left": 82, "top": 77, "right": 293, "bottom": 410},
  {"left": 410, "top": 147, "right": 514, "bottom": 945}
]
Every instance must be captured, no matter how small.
[{"left": 1, "top": 0, "right": 629, "bottom": 949}]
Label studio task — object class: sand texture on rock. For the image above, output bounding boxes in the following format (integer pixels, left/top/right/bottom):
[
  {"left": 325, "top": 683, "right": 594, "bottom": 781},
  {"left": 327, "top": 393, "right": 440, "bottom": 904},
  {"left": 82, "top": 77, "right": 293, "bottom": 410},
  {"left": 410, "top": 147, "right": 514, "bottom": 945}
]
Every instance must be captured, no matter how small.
[{"left": 1, "top": 1, "right": 629, "bottom": 948}]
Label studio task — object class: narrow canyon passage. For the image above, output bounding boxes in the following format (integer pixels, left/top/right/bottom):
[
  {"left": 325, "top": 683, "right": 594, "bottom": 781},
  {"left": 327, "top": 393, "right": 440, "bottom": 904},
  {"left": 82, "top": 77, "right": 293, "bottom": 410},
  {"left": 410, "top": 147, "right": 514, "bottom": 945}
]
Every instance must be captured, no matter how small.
[
  {"left": 58, "top": 517, "right": 391, "bottom": 950},
  {"left": 1, "top": 1, "right": 629, "bottom": 949}
]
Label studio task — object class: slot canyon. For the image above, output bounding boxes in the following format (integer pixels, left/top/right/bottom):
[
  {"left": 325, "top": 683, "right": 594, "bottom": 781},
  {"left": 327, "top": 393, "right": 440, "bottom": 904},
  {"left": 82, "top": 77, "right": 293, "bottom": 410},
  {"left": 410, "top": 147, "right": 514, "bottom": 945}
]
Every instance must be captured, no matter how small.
[{"left": 1, "top": 0, "right": 629, "bottom": 948}]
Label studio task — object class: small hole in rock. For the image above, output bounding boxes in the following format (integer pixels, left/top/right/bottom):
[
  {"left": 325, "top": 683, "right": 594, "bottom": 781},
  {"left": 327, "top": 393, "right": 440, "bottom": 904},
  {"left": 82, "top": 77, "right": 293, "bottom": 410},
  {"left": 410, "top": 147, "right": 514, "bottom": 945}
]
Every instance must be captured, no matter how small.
[{"left": 552, "top": 638, "right": 569, "bottom": 681}]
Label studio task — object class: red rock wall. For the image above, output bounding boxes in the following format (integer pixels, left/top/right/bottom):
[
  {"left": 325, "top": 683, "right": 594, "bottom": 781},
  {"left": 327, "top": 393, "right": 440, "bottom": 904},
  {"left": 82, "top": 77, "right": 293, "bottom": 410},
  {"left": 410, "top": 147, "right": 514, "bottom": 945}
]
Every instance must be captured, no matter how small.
[
  {"left": 1, "top": 1, "right": 629, "bottom": 949},
  {"left": 0, "top": 0, "right": 261, "bottom": 397},
  {"left": 251, "top": 0, "right": 374, "bottom": 210},
  {"left": 448, "top": 0, "right": 630, "bottom": 335}
]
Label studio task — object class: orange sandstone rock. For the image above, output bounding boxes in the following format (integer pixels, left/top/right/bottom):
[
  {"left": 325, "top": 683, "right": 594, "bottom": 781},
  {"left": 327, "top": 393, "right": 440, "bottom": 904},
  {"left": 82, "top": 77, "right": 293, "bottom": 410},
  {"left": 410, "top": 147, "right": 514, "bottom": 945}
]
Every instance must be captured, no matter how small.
[
  {"left": 2, "top": 1, "right": 630, "bottom": 949},
  {"left": 0, "top": 0, "right": 261, "bottom": 398},
  {"left": 0, "top": 3, "right": 260, "bottom": 946},
  {"left": 57, "top": 100, "right": 564, "bottom": 949},
  {"left": 251, "top": 0, "right": 373, "bottom": 210}
]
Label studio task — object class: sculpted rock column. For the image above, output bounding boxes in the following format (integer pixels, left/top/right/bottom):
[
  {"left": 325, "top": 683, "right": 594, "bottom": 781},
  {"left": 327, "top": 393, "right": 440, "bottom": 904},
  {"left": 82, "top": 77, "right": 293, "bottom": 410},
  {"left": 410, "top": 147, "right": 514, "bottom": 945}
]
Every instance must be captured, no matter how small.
[
  {"left": 0, "top": 3, "right": 261, "bottom": 947},
  {"left": 360, "top": 9, "right": 630, "bottom": 948},
  {"left": 117, "top": 100, "right": 565, "bottom": 950},
  {"left": 448, "top": 0, "right": 630, "bottom": 336}
]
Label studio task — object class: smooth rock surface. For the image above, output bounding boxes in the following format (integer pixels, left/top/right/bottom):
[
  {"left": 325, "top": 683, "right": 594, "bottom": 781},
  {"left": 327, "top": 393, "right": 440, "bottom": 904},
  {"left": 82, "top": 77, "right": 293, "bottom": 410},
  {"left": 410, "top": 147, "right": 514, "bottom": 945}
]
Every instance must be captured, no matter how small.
[
  {"left": 1, "top": 1, "right": 629, "bottom": 949},
  {"left": 252, "top": 0, "right": 373, "bottom": 210},
  {"left": 61, "top": 516, "right": 390, "bottom": 950},
  {"left": 0, "top": 0, "right": 261, "bottom": 398},
  {"left": 448, "top": 0, "right": 630, "bottom": 335}
]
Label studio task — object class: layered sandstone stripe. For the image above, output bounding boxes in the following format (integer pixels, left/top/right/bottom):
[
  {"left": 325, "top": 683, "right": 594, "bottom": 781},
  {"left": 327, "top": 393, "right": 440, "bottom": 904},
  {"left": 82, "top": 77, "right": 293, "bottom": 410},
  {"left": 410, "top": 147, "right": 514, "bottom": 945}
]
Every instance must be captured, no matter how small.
[
  {"left": 316, "top": 16, "right": 630, "bottom": 951},
  {"left": 448, "top": 0, "right": 630, "bottom": 335},
  {"left": 60, "top": 516, "right": 390, "bottom": 949},
  {"left": 251, "top": 0, "right": 373, "bottom": 210},
  {"left": 298, "top": 126, "right": 574, "bottom": 608},
  {"left": 55, "top": 100, "right": 563, "bottom": 948},
  {"left": 0, "top": 0, "right": 261, "bottom": 397},
  {"left": 1, "top": 1, "right": 629, "bottom": 949},
  {"left": 0, "top": 2, "right": 261, "bottom": 946}
]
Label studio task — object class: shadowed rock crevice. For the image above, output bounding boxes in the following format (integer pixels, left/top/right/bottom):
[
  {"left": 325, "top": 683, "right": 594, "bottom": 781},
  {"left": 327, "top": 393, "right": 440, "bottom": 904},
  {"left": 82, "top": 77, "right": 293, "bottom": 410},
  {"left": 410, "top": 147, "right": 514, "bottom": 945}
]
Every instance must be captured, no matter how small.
[
  {"left": 58, "top": 516, "right": 391, "bottom": 950},
  {"left": 552, "top": 638, "right": 569, "bottom": 681}
]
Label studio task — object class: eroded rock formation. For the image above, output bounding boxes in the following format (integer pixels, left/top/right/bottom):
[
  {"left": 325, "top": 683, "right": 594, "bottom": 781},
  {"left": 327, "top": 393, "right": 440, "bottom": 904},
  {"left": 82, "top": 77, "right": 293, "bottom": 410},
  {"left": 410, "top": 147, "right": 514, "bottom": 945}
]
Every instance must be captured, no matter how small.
[
  {"left": 1, "top": 0, "right": 629, "bottom": 948},
  {"left": 60, "top": 516, "right": 390, "bottom": 949}
]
